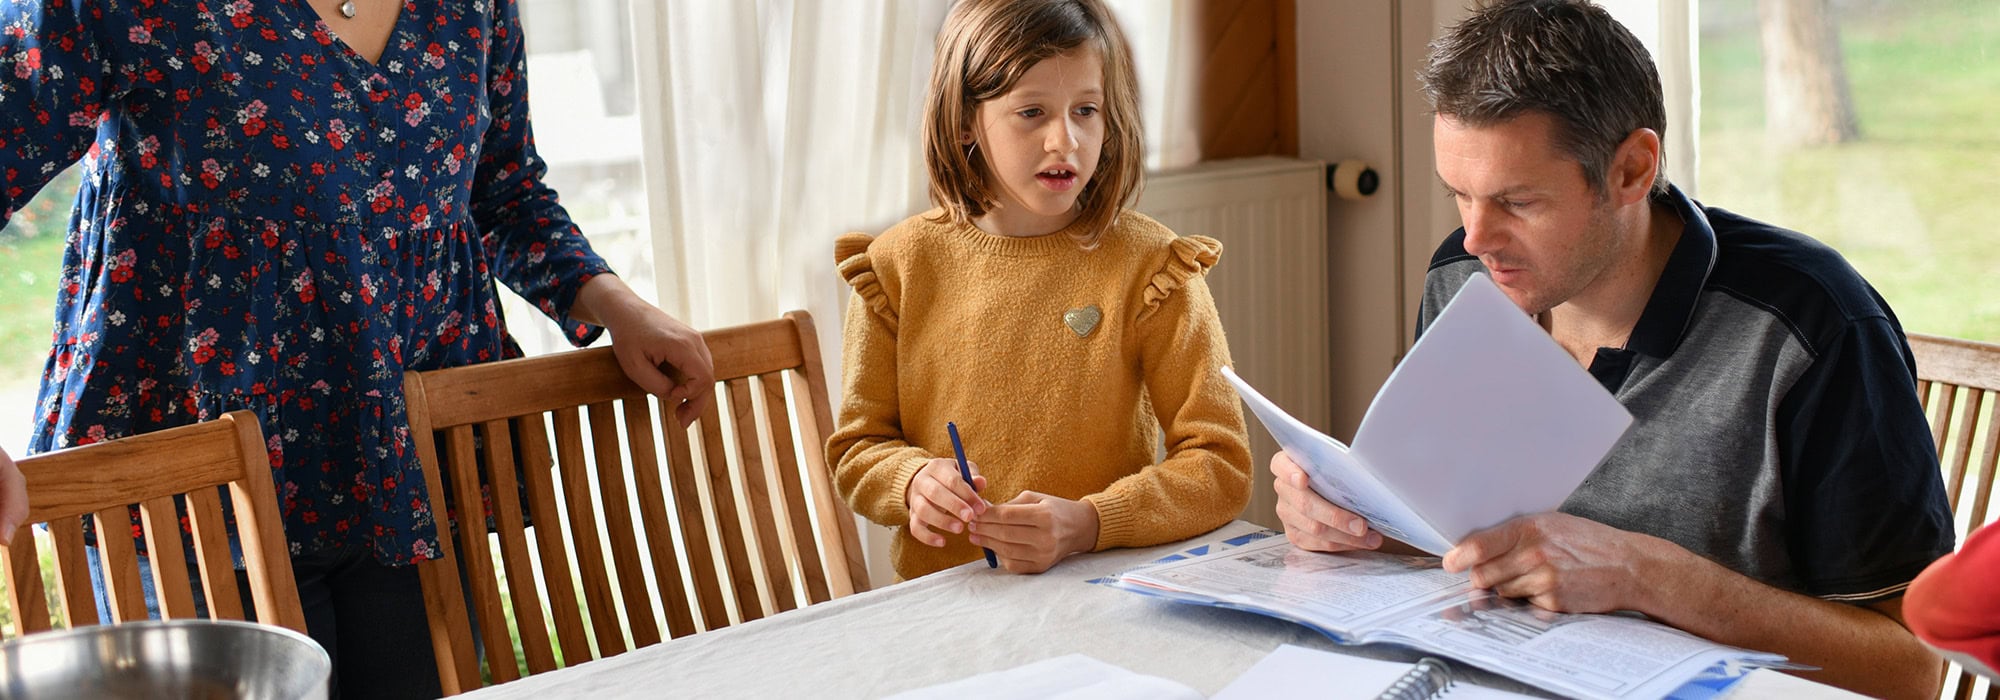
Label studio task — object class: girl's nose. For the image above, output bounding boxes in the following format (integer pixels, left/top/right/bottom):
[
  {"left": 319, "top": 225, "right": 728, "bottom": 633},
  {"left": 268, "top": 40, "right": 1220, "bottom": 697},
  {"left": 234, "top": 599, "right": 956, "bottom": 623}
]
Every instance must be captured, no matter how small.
[{"left": 1045, "top": 118, "right": 1080, "bottom": 155}]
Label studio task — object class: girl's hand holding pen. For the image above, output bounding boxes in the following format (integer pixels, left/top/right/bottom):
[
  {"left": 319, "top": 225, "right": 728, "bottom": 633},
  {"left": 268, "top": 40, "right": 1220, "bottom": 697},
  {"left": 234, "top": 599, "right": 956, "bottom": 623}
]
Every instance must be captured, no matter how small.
[{"left": 905, "top": 458, "right": 989, "bottom": 547}]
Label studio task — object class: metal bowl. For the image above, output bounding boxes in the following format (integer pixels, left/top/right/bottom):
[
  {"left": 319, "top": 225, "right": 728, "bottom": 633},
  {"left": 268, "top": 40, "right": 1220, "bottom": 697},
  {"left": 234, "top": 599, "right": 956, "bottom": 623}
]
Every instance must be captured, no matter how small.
[{"left": 0, "top": 619, "right": 330, "bottom": 700}]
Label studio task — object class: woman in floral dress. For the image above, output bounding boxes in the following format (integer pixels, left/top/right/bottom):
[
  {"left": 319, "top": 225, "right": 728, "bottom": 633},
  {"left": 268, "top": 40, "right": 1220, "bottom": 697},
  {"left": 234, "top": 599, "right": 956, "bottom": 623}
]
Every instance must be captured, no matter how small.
[{"left": 0, "top": 1, "right": 713, "bottom": 696}]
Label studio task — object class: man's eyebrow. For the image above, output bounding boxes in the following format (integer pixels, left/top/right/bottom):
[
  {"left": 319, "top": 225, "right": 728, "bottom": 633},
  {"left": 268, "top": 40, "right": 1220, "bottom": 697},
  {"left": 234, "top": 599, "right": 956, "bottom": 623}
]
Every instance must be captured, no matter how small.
[{"left": 1436, "top": 178, "right": 1543, "bottom": 199}]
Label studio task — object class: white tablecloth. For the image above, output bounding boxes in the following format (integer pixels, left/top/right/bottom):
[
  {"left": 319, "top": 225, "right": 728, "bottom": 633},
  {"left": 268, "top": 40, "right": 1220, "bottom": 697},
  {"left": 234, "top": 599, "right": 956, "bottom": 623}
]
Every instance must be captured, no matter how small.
[{"left": 454, "top": 521, "right": 1857, "bottom": 699}]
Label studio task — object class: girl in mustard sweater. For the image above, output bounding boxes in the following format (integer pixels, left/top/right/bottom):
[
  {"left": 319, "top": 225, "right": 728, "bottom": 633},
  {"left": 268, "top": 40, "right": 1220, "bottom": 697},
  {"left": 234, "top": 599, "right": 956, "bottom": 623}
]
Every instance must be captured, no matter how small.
[{"left": 827, "top": 0, "right": 1252, "bottom": 580}]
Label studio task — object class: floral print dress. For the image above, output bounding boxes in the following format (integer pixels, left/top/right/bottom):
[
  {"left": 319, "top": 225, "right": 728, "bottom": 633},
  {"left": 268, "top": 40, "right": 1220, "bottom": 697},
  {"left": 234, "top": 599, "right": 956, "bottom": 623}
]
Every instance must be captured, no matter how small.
[{"left": 0, "top": 0, "right": 612, "bottom": 565}]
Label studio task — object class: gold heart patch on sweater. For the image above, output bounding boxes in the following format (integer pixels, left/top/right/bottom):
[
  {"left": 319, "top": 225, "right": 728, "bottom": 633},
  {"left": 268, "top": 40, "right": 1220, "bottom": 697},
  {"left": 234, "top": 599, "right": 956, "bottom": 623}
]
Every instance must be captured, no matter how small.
[{"left": 1063, "top": 305, "right": 1102, "bottom": 337}]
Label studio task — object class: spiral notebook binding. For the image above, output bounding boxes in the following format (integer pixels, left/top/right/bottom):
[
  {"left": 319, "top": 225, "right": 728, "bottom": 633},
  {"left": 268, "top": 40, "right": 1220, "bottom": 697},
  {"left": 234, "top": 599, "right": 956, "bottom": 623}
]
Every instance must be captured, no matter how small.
[{"left": 1375, "top": 657, "right": 1456, "bottom": 700}]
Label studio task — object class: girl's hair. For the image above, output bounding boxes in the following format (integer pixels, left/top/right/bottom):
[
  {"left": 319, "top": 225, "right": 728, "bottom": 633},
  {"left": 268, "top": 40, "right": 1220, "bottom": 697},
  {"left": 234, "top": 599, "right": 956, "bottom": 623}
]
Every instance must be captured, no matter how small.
[{"left": 922, "top": 0, "right": 1143, "bottom": 246}]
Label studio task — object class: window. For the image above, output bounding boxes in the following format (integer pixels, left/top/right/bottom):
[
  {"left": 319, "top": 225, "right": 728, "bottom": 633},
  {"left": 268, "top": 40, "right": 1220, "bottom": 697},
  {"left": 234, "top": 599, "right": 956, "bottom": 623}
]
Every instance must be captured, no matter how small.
[
  {"left": 512, "top": 0, "right": 656, "bottom": 354},
  {"left": 1698, "top": 0, "right": 1999, "bottom": 342}
]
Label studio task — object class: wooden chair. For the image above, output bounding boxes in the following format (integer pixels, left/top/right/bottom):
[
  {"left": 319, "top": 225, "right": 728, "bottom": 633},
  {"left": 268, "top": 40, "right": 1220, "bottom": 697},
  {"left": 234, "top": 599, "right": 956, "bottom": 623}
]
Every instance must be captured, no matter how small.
[
  {"left": 1909, "top": 333, "right": 2000, "bottom": 700},
  {"left": 0, "top": 410, "right": 306, "bottom": 638},
  {"left": 405, "top": 311, "right": 870, "bottom": 695}
]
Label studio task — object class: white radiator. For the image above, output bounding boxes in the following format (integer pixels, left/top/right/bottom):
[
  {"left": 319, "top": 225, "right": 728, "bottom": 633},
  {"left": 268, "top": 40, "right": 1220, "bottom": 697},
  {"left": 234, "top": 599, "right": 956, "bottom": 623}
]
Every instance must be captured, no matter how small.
[{"left": 1136, "top": 156, "right": 1330, "bottom": 529}]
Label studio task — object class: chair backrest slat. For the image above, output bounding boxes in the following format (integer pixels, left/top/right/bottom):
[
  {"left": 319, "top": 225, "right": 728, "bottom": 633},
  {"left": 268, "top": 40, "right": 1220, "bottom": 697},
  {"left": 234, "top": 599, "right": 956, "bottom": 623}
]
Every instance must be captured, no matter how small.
[
  {"left": 1926, "top": 385, "right": 1958, "bottom": 463},
  {"left": 1906, "top": 333, "right": 2000, "bottom": 700},
  {"left": 586, "top": 400, "right": 660, "bottom": 650},
  {"left": 45, "top": 516, "right": 97, "bottom": 628},
  {"left": 552, "top": 406, "right": 624, "bottom": 657},
  {"left": 760, "top": 372, "right": 831, "bottom": 605},
  {"left": 1944, "top": 391, "right": 1984, "bottom": 513},
  {"left": 408, "top": 312, "right": 870, "bottom": 694},
  {"left": 512, "top": 412, "right": 592, "bottom": 664},
  {"left": 1969, "top": 421, "right": 2000, "bottom": 528},
  {"left": 479, "top": 418, "right": 557, "bottom": 675},
  {"left": 183, "top": 486, "right": 245, "bottom": 622},
  {"left": 440, "top": 423, "right": 521, "bottom": 684},
  {"left": 0, "top": 412, "right": 303, "bottom": 638},
  {"left": 695, "top": 398, "right": 761, "bottom": 625},
  {"left": 662, "top": 411, "right": 729, "bottom": 631},
  {"left": 1, "top": 532, "right": 52, "bottom": 637},
  {"left": 727, "top": 376, "right": 797, "bottom": 614},
  {"left": 93, "top": 507, "right": 149, "bottom": 624},
  {"left": 621, "top": 398, "right": 699, "bottom": 640},
  {"left": 137, "top": 496, "right": 198, "bottom": 619}
]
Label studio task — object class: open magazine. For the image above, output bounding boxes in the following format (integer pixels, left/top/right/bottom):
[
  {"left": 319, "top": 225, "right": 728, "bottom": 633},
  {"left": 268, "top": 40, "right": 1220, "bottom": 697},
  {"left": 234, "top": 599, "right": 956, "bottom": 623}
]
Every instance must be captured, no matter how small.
[
  {"left": 1103, "top": 533, "right": 1792, "bottom": 700},
  {"left": 1223, "top": 271, "right": 1634, "bottom": 555}
]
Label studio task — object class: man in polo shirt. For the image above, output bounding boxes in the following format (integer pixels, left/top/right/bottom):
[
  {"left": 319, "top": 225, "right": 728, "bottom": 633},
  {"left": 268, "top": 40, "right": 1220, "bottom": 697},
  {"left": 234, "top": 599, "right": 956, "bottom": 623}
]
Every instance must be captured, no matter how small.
[{"left": 1270, "top": 1, "right": 1955, "bottom": 697}]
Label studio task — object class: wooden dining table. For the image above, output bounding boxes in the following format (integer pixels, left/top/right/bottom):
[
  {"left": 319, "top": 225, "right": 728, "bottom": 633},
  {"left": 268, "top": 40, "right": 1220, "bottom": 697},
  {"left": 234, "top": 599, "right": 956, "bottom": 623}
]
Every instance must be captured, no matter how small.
[{"left": 452, "top": 521, "right": 1863, "bottom": 699}]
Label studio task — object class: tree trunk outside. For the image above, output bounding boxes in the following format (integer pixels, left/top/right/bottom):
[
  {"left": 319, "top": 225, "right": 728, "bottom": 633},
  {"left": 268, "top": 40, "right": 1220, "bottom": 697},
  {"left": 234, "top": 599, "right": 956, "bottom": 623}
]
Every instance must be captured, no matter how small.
[{"left": 1758, "top": 0, "right": 1861, "bottom": 147}]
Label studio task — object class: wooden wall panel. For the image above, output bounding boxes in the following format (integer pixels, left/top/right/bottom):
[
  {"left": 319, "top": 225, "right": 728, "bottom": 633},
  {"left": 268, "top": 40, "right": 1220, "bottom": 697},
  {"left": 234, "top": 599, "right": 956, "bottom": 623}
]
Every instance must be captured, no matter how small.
[{"left": 1194, "top": 0, "right": 1299, "bottom": 160}]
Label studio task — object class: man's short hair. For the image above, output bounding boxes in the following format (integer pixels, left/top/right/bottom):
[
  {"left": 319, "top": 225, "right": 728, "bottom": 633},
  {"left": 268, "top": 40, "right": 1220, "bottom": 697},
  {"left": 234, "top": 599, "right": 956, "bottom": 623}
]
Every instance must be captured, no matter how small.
[{"left": 1419, "top": 0, "right": 1670, "bottom": 197}]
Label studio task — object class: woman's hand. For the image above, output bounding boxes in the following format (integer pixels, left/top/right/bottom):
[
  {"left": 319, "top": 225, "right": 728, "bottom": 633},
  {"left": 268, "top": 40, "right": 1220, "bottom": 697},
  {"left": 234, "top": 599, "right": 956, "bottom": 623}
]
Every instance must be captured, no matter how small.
[{"left": 574, "top": 275, "right": 716, "bottom": 427}]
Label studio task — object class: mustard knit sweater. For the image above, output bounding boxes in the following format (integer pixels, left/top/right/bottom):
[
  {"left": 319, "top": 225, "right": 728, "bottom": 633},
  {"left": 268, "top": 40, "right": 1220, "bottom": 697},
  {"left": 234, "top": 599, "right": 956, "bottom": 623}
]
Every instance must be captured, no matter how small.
[{"left": 827, "top": 209, "right": 1252, "bottom": 579}]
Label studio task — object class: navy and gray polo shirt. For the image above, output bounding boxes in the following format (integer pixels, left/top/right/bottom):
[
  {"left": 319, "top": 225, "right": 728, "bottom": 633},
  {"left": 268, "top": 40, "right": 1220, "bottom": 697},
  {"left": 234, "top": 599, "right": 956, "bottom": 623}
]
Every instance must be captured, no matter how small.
[{"left": 1419, "top": 184, "right": 1955, "bottom": 605}]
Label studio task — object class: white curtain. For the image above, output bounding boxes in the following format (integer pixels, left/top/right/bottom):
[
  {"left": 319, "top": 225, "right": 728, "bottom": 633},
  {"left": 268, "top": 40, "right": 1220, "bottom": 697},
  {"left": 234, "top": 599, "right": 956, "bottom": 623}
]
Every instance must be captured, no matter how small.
[
  {"left": 631, "top": 0, "right": 946, "bottom": 345},
  {"left": 1105, "top": 0, "right": 1202, "bottom": 171},
  {"left": 629, "top": 0, "right": 949, "bottom": 586}
]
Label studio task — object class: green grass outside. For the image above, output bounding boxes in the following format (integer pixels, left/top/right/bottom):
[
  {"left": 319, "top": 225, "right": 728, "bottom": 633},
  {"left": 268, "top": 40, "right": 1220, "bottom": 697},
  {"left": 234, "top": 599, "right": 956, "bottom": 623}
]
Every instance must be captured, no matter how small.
[
  {"left": 1699, "top": 0, "right": 2000, "bottom": 342},
  {"left": 0, "top": 167, "right": 77, "bottom": 388},
  {"left": 0, "top": 234, "right": 62, "bottom": 387}
]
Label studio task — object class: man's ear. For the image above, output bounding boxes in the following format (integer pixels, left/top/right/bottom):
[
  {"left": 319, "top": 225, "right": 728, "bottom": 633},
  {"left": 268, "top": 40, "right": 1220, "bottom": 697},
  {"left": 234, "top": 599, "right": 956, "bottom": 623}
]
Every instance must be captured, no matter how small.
[{"left": 1610, "top": 128, "right": 1662, "bottom": 206}]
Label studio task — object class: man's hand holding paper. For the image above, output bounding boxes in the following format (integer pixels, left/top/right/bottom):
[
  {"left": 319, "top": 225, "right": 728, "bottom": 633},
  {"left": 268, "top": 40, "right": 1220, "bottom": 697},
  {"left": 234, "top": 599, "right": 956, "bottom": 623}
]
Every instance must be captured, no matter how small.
[
  {"left": 1230, "top": 272, "right": 1634, "bottom": 562},
  {"left": 1271, "top": 452, "right": 1382, "bottom": 553}
]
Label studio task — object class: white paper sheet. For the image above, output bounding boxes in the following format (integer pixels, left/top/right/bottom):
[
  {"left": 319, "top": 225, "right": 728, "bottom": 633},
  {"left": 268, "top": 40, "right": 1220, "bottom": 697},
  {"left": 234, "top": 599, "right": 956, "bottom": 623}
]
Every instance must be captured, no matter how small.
[
  {"left": 1350, "top": 271, "right": 1634, "bottom": 548},
  {"left": 881, "top": 654, "right": 1202, "bottom": 700},
  {"left": 1225, "top": 272, "right": 1633, "bottom": 555},
  {"left": 1224, "top": 366, "right": 1450, "bottom": 553}
]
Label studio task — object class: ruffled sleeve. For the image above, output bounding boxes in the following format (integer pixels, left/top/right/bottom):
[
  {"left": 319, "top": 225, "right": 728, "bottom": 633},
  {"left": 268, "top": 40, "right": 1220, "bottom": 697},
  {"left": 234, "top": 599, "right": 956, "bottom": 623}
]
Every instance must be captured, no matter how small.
[
  {"left": 834, "top": 232, "right": 897, "bottom": 332},
  {"left": 1138, "top": 235, "right": 1223, "bottom": 322},
  {"left": 1087, "top": 232, "right": 1251, "bottom": 549},
  {"left": 826, "top": 231, "right": 933, "bottom": 538}
]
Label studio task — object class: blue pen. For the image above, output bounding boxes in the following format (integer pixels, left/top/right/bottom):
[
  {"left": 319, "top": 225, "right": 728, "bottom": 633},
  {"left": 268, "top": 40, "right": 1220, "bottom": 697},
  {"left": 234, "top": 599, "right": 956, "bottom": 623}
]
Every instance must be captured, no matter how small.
[{"left": 947, "top": 421, "right": 999, "bottom": 569}]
